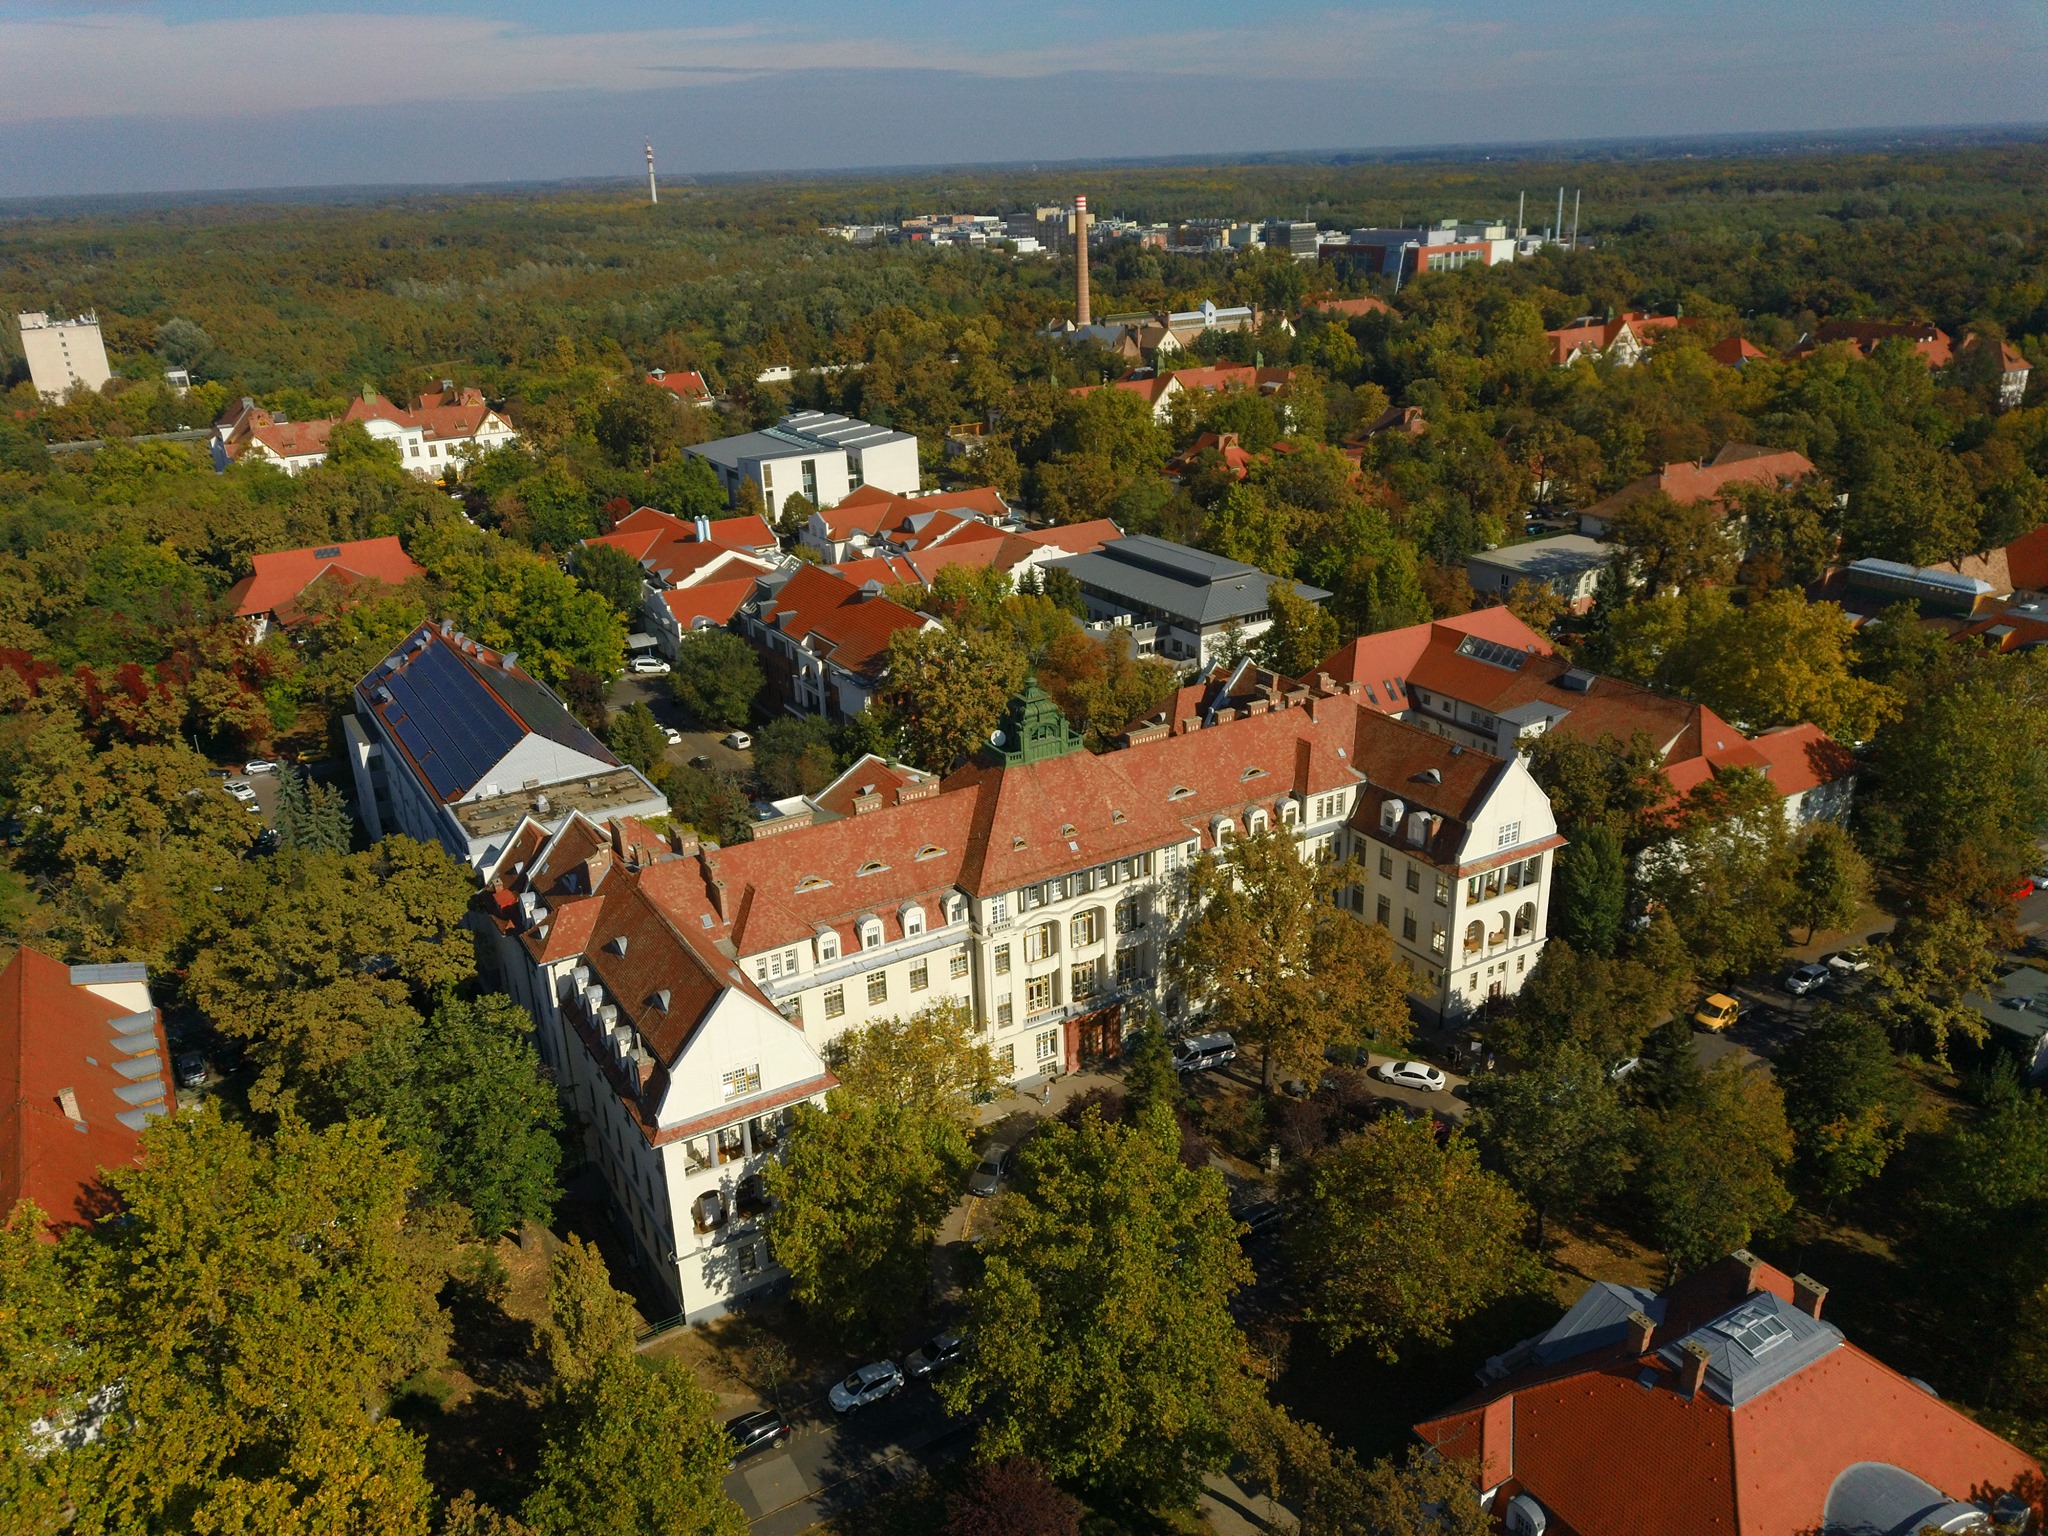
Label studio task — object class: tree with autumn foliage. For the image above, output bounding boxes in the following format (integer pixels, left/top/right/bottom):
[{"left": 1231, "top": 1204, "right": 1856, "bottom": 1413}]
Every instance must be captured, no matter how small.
[{"left": 1172, "top": 827, "right": 1410, "bottom": 1092}]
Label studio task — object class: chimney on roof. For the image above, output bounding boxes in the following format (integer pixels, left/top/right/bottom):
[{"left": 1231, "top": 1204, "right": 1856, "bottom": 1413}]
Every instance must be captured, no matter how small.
[
  {"left": 1625, "top": 1310, "right": 1656, "bottom": 1356},
  {"left": 671, "top": 827, "right": 701, "bottom": 858},
  {"left": 1730, "top": 1248, "right": 1763, "bottom": 1297},
  {"left": 1179, "top": 716, "right": 1201, "bottom": 735},
  {"left": 1679, "top": 1339, "right": 1712, "bottom": 1398},
  {"left": 56, "top": 1086, "right": 82, "bottom": 1123},
  {"left": 1792, "top": 1274, "right": 1829, "bottom": 1320},
  {"left": 695, "top": 515, "right": 712, "bottom": 542},
  {"left": 710, "top": 876, "right": 729, "bottom": 922}
]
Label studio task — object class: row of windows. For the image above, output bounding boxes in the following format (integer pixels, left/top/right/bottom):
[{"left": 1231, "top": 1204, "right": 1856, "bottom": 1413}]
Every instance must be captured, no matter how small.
[{"left": 1471, "top": 855, "right": 1544, "bottom": 901}]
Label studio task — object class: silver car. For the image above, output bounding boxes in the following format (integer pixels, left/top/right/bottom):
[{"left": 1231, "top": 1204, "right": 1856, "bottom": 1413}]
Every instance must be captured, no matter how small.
[{"left": 828, "top": 1360, "right": 903, "bottom": 1414}]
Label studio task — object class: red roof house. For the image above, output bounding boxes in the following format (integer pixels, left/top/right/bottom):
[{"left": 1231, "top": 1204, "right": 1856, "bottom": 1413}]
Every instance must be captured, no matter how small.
[
  {"left": 226, "top": 535, "right": 425, "bottom": 639},
  {"left": 799, "top": 484, "right": 1011, "bottom": 564},
  {"left": 0, "top": 949, "right": 171, "bottom": 1237},
  {"left": 1794, "top": 319, "right": 1955, "bottom": 368},
  {"left": 647, "top": 368, "right": 714, "bottom": 405},
  {"left": 736, "top": 563, "right": 936, "bottom": 719},
  {"left": 1547, "top": 311, "right": 1685, "bottom": 367},
  {"left": 1416, "top": 1253, "right": 2041, "bottom": 1536},
  {"left": 1581, "top": 443, "right": 1817, "bottom": 536}
]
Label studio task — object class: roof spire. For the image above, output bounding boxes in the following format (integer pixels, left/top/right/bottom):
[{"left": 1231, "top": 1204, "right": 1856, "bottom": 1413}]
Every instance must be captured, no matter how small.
[{"left": 990, "top": 674, "right": 1081, "bottom": 767}]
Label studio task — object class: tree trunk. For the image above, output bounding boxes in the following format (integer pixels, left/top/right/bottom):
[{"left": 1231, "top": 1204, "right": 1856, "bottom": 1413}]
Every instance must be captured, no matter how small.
[{"left": 1262, "top": 1045, "right": 1276, "bottom": 1095}]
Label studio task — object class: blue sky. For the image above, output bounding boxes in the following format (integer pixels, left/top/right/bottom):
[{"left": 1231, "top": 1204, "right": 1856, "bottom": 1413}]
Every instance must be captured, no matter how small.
[{"left": 1, "top": 1, "right": 2043, "bottom": 197}]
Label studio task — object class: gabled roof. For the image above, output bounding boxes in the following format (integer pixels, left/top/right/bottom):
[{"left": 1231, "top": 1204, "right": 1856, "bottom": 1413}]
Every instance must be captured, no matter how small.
[
  {"left": 228, "top": 536, "right": 424, "bottom": 620},
  {"left": 1797, "top": 319, "right": 1954, "bottom": 367},
  {"left": 0, "top": 949, "right": 170, "bottom": 1235},
  {"left": 1708, "top": 335, "right": 1771, "bottom": 367},
  {"left": 659, "top": 577, "right": 758, "bottom": 632},
  {"left": 341, "top": 390, "right": 500, "bottom": 442},
  {"left": 822, "top": 484, "right": 1008, "bottom": 544},
  {"left": 1050, "top": 535, "right": 1329, "bottom": 626},
  {"left": 743, "top": 563, "right": 930, "bottom": 680},
  {"left": 356, "top": 623, "right": 619, "bottom": 802},
  {"left": 1307, "top": 295, "right": 1393, "bottom": 318},
  {"left": 647, "top": 368, "right": 713, "bottom": 402},
  {"left": 1022, "top": 519, "right": 1122, "bottom": 555},
  {"left": 586, "top": 507, "right": 780, "bottom": 582},
  {"left": 1584, "top": 444, "right": 1816, "bottom": 523},
  {"left": 1415, "top": 1255, "right": 2041, "bottom": 1536},
  {"left": 242, "top": 418, "right": 334, "bottom": 461},
  {"left": 1546, "top": 311, "right": 1683, "bottom": 365}
]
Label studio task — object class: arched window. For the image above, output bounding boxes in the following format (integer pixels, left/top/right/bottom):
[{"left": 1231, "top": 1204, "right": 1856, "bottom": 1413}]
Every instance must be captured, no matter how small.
[
  {"left": 1279, "top": 801, "right": 1298, "bottom": 827},
  {"left": 817, "top": 932, "right": 840, "bottom": 964},
  {"left": 860, "top": 918, "right": 884, "bottom": 951},
  {"left": 1247, "top": 809, "right": 1268, "bottom": 835},
  {"left": 1514, "top": 901, "right": 1536, "bottom": 938},
  {"left": 901, "top": 903, "right": 925, "bottom": 938},
  {"left": 1463, "top": 921, "right": 1484, "bottom": 956}
]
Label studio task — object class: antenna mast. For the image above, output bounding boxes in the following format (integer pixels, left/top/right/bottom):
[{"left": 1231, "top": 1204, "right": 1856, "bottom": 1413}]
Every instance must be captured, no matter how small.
[{"left": 646, "top": 142, "right": 658, "bottom": 206}]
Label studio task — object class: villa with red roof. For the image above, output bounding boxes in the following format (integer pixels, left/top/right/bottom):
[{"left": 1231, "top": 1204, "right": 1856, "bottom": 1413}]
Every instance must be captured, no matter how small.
[
  {"left": 1417, "top": 1251, "right": 2040, "bottom": 1536},
  {"left": 227, "top": 535, "right": 425, "bottom": 642},
  {"left": 212, "top": 385, "right": 517, "bottom": 478},
  {"left": 646, "top": 368, "right": 714, "bottom": 405},
  {"left": 1580, "top": 442, "right": 1817, "bottom": 537},
  {"left": 1792, "top": 319, "right": 1955, "bottom": 368},
  {"left": 735, "top": 563, "right": 938, "bottom": 720},
  {"left": 798, "top": 483, "right": 1011, "bottom": 565},
  {"left": 1546, "top": 311, "right": 1684, "bottom": 367},
  {"left": 1, "top": 949, "right": 172, "bottom": 1237},
  {"left": 581, "top": 507, "right": 782, "bottom": 657},
  {"left": 1306, "top": 608, "right": 1856, "bottom": 826}
]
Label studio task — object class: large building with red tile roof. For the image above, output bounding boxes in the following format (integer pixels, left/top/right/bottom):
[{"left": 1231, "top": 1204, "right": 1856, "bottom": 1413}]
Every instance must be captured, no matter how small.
[
  {"left": 1306, "top": 609, "right": 1856, "bottom": 826},
  {"left": 580, "top": 506, "right": 781, "bottom": 657},
  {"left": 646, "top": 368, "right": 714, "bottom": 405},
  {"left": 477, "top": 815, "right": 832, "bottom": 1324},
  {"left": 226, "top": 535, "right": 425, "bottom": 641},
  {"left": 1547, "top": 311, "right": 1685, "bottom": 368},
  {"left": 736, "top": 563, "right": 939, "bottom": 719},
  {"left": 211, "top": 386, "right": 518, "bottom": 478},
  {"left": 1416, "top": 1252, "right": 2040, "bottom": 1536},
  {"left": 1579, "top": 442, "right": 1817, "bottom": 537},
  {"left": 1793, "top": 318, "right": 1955, "bottom": 368},
  {"left": 1, "top": 950, "right": 171, "bottom": 1237},
  {"left": 1960, "top": 333, "right": 2034, "bottom": 409}
]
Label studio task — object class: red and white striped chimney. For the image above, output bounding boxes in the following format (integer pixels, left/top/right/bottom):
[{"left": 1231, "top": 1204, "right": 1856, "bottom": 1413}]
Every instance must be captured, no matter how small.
[{"left": 1074, "top": 195, "right": 1092, "bottom": 326}]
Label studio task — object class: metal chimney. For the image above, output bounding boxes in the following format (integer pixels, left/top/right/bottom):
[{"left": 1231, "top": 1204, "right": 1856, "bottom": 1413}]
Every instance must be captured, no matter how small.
[
  {"left": 646, "top": 141, "right": 658, "bottom": 205},
  {"left": 1073, "top": 195, "right": 1092, "bottom": 326}
]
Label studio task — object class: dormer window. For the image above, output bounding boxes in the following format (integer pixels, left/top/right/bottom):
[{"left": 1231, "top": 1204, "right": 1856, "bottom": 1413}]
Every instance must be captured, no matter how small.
[
  {"left": 1240, "top": 765, "right": 1267, "bottom": 781},
  {"left": 1381, "top": 797, "right": 1405, "bottom": 833},
  {"left": 860, "top": 918, "right": 884, "bottom": 950},
  {"left": 916, "top": 844, "right": 945, "bottom": 861},
  {"left": 901, "top": 903, "right": 926, "bottom": 938},
  {"left": 818, "top": 933, "right": 840, "bottom": 963},
  {"left": 1247, "top": 810, "right": 1268, "bottom": 835},
  {"left": 857, "top": 859, "right": 889, "bottom": 878},
  {"left": 1170, "top": 785, "right": 1195, "bottom": 801}
]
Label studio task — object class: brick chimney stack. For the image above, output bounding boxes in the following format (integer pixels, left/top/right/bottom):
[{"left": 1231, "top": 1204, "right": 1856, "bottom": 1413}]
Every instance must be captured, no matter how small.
[
  {"left": 1625, "top": 1310, "right": 1656, "bottom": 1356},
  {"left": 1792, "top": 1274, "right": 1829, "bottom": 1320},
  {"left": 1074, "top": 196, "right": 1092, "bottom": 326},
  {"left": 1680, "top": 1340, "right": 1712, "bottom": 1397}
]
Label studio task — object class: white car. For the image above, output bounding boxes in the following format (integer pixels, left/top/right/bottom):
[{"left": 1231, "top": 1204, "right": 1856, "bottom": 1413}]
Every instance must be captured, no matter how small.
[
  {"left": 1375, "top": 1060, "right": 1448, "bottom": 1092},
  {"left": 629, "top": 657, "right": 671, "bottom": 675},
  {"left": 223, "top": 780, "right": 257, "bottom": 802},
  {"left": 723, "top": 731, "right": 753, "bottom": 751},
  {"left": 1784, "top": 963, "right": 1830, "bottom": 997},
  {"left": 242, "top": 760, "right": 279, "bottom": 776},
  {"left": 1825, "top": 947, "right": 1872, "bottom": 975},
  {"left": 664, "top": 728, "right": 683, "bottom": 746},
  {"left": 828, "top": 1360, "right": 903, "bottom": 1414}
]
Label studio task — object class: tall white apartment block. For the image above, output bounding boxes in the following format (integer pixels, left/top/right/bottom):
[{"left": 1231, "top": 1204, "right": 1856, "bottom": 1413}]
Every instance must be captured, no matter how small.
[{"left": 18, "top": 312, "right": 113, "bottom": 400}]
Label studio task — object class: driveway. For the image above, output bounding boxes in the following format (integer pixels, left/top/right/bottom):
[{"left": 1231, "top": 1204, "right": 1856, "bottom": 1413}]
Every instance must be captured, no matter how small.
[
  {"left": 609, "top": 674, "right": 756, "bottom": 777},
  {"left": 1360, "top": 1049, "right": 1470, "bottom": 1120}
]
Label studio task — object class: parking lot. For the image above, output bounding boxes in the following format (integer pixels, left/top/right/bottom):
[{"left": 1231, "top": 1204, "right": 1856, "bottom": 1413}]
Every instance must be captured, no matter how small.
[{"left": 609, "top": 673, "right": 757, "bottom": 778}]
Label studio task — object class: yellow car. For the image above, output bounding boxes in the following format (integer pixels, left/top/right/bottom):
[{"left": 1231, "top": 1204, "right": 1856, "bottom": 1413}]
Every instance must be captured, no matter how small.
[{"left": 1693, "top": 993, "right": 1741, "bottom": 1031}]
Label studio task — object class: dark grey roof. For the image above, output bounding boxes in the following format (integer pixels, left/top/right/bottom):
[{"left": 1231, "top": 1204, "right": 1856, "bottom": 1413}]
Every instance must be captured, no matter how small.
[
  {"left": 686, "top": 430, "right": 808, "bottom": 472},
  {"left": 1049, "top": 535, "right": 1329, "bottom": 625},
  {"left": 358, "top": 626, "right": 617, "bottom": 803},
  {"left": 1823, "top": 1462, "right": 1985, "bottom": 1535},
  {"left": 687, "top": 412, "right": 914, "bottom": 472},
  {"left": 68, "top": 963, "right": 149, "bottom": 986},
  {"left": 1657, "top": 1290, "right": 1843, "bottom": 1406},
  {"left": 1533, "top": 1280, "right": 1663, "bottom": 1366}
]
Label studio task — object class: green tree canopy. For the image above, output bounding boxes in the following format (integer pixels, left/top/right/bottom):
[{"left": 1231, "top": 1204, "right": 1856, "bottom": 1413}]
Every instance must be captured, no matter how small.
[
  {"left": 668, "top": 631, "right": 765, "bottom": 730},
  {"left": 1638, "top": 1058, "right": 1794, "bottom": 1277},
  {"left": 825, "top": 1001, "right": 997, "bottom": 1129},
  {"left": 1776, "top": 1006, "right": 1914, "bottom": 1206},
  {"left": 1468, "top": 1045, "right": 1634, "bottom": 1242},
  {"left": 874, "top": 625, "right": 1028, "bottom": 772},
  {"left": 1173, "top": 827, "right": 1411, "bottom": 1092},
  {"left": 940, "top": 1107, "right": 1258, "bottom": 1510},
  {"left": 1290, "top": 1116, "right": 1542, "bottom": 1360}
]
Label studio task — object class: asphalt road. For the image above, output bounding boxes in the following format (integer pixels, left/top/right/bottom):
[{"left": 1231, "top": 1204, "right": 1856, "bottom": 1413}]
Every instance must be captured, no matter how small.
[{"left": 724, "top": 1383, "right": 970, "bottom": 1536}]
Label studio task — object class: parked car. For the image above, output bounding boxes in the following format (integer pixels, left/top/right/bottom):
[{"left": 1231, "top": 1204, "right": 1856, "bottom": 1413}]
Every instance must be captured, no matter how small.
[
  {"left": 1608, "top": 1057, "right": 1643, "bottom": 1082},
  {"left": 905, "top": 1331, "right": 965, "bottom": 1379},
  {"left": 242, "top": 760, "right": 279, "bottom": 776},
  {"left": 688, "top": 754, "right": 711, "bottom": 769},
  {"left": 1825, "top": 946, "right": 1872, "bottom": 975},
  {"left": 968, "top": 1145, "right": 1013, "bottom": 1198},
  {"left": 723, "top": 730, "right": 753, "bottom": 751},
  {"left": 724, "top": 1409, "right": 792, "bottom": 1463},
  {"left": 629, "top": 657, "right": 671, "bottom": 675},
  {"left": 828, "top": 1360, "right": 903, "bottom": 1414},
  {"left": 1693, "top": 993, "right": 1741, "bottom": 1031},
  {"left": 173, "top": 1050, "right": 207, "bottom": 1088},
  {"left": 223, "top": 780, "right": 256, "bottom": 801},
  {"left": 1783, "top": 963, "right": 1830, "bottom": 997},
  {"left": 1171, "top": 1031, "right": 1237, "bottom": 1074},
  {"left": 1323, "top": 1042, "right": 1373, "bottom": 1068},
  {"left": 2008, "top": 876, "right": 2037, "bottom": 902},
  {"left": 663, "top": 727, "right": 684, "bottom": 746},
  {"left": 1374, "top": 1059, "right": 1448, "bottom": 1092}
]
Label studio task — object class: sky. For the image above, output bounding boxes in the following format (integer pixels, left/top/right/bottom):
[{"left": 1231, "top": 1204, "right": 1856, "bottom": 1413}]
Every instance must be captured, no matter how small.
[{"left": 1, "top": 0, "right": 2044, "bottom": 198}]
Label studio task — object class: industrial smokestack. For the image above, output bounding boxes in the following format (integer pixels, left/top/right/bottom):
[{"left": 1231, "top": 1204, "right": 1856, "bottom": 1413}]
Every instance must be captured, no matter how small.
[
  {"left": 1571, "top": 188, "right": 1581, "bottom": 248},
  {"left": 1074, "top": 195, "right": 1092, "bottom": 327},
  {"left": 1555, "top": 186, "right": 1565, "bottom": 248},
  {"left": 646, "top": 142, "right": 658, "bottom": 206}
]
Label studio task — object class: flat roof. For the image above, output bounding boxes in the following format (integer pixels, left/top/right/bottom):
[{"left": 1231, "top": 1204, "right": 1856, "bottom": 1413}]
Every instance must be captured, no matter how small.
[
  {"left": 450, "top": 767, "right": 667, "bottom": 840},
  {"left": 688, "top": 413, "right": 915, "bottom": 472},
  {"left": 1470, "top": 534, "right": 1612, "bottom": 575}
]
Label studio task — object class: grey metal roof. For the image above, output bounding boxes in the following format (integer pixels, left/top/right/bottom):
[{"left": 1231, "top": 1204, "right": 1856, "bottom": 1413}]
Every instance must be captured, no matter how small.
[
  {"left": 1532, "top": 1280, "right": 1663, "bottom": 1366},
  {"left": 68, "top": 962, "right": 148, "bottom": 986},
  {"left": 1822, "top": 1462, "right": 1985, "bottom": 1535},
  {"left": 1049, "top": 535, "right": 1329, "bottom": 625},
  {"left": 1470, "top": 534, "right": 1612, "bottom": 578},
  {"left": 688, "top": 412, "right": 914, "bottom": 471},
  {"left": 1657, "top": 1290, "right": 1843, "bottom": 1405}
]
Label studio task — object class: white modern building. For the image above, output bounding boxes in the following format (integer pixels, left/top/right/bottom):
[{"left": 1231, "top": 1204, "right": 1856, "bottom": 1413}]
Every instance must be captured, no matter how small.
[
  {"left": 685, "top": 411, "right": 920, "bottom": 522},
  {"left": 344, "top": 621, "right": 667, "bottom": 869},
  {"left": 1466, "top": 535, "right": 1614, "bottom": 614},
  {"left": 18, "top": 312, "right": 113, "bottom": 400}
]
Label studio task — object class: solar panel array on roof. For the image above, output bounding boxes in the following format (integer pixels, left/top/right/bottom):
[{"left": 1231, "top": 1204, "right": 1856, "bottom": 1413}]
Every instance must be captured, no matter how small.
[
  {"left": 1455, "top": 634, "right": 1530, "bottom": 671},
  {"left": 378, "top": 637, "right": 525, "bottom": 801}
]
